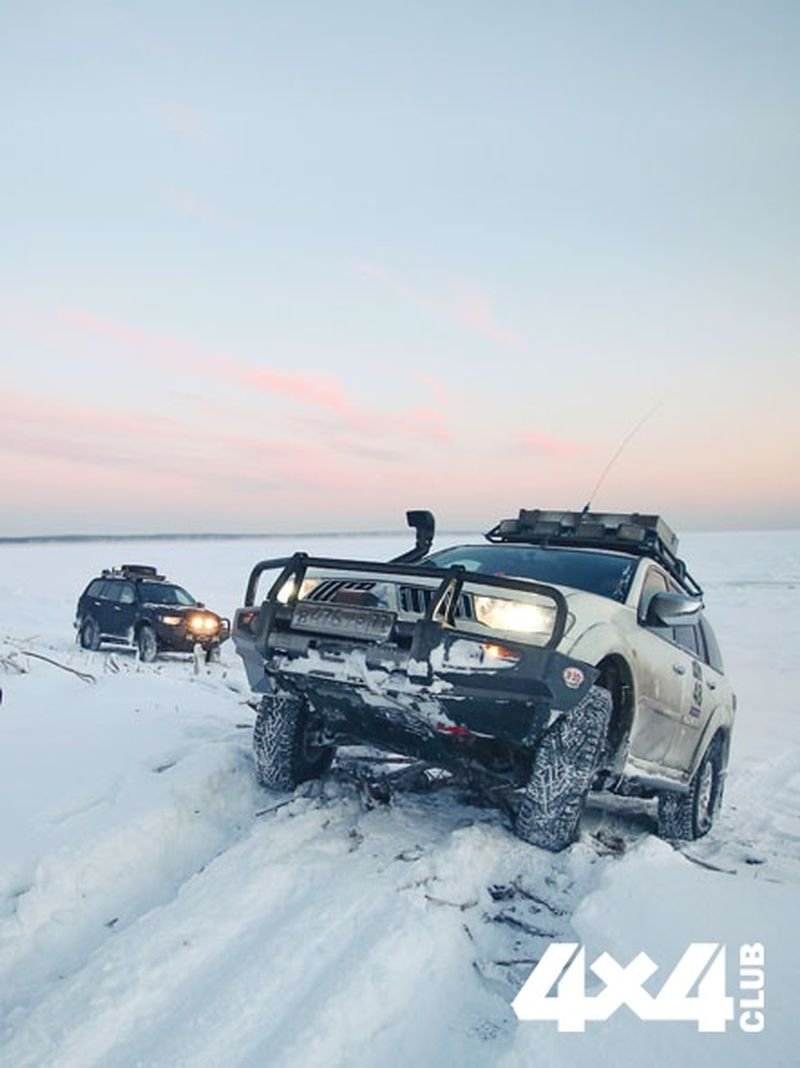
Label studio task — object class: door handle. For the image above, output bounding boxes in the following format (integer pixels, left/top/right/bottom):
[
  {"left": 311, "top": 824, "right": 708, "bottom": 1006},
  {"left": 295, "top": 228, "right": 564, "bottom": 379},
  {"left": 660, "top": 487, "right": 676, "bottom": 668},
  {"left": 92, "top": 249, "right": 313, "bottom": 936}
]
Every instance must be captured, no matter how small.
[
  {"left": 673, "top": 663, "right": 686, "bottom": 676},
  {"left": 707, "top": 680, "right": 717, "bottom": 691}
]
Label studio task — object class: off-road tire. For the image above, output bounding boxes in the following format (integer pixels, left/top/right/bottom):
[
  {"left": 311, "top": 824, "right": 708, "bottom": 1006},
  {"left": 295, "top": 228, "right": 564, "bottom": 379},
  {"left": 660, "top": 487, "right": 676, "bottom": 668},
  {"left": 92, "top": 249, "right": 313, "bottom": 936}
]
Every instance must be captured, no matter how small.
[
  {"left": 79, "top": 617, "right": 101, "bottom": 651},
  {"left": 253, "top": 692, "right": 335, "bottom": 790},
  {"left": 515, "top": 685, "right": 612, "bottom": 851},
  {"left": 657, "top": 735, "right": 724, "bottom": 841},
  {"left": 137, "top": 624, "right": 158, "bottom": 663}
]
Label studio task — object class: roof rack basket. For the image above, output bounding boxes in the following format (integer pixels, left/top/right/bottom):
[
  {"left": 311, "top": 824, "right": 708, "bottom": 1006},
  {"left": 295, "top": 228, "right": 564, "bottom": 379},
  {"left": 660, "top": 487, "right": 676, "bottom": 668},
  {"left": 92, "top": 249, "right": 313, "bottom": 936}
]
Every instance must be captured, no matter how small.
[
  {"left": 485, "top": 509, "right": 702, "bottom": 596},
  {"left": 101, "top": 564, "right": 166, "bottom": 581}
]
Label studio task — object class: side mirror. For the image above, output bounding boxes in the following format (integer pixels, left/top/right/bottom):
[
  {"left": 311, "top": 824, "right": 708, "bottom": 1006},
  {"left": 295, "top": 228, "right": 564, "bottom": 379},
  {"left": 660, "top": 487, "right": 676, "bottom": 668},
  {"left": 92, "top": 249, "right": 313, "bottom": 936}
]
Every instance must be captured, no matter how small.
[
  {"left": 646, "top": 591, "right": 703, "bottom": 627},
  {"left": 196, "top": 601, "right": 206, "bottom": 609}
]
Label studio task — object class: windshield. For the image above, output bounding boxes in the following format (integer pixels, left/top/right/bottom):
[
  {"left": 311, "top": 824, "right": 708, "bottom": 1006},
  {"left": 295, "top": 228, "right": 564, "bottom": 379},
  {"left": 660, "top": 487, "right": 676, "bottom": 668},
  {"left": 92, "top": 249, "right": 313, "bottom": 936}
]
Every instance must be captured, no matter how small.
[
  {"left": 138, "top": 582, "right": 196, "bottom": 606},
  {"left": 425, "top": 545, "right": 637, "bottom": 602}
]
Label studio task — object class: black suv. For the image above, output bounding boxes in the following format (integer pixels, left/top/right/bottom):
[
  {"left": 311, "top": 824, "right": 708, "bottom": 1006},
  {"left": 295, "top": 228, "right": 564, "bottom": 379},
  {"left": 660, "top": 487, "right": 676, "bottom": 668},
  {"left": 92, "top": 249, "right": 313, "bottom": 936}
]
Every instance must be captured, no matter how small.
[{"left": 75, "top": 565, "right": 230, "bottom": 662}]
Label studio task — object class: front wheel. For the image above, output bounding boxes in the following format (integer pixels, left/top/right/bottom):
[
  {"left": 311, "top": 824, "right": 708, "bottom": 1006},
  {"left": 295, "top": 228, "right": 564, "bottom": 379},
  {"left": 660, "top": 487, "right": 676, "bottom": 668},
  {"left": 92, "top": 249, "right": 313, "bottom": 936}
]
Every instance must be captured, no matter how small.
[
  {"left": 657, "top": 735, "right": 724, "bottom": 841},
  {"left": 515, "top": 685, "right": 612, "bottom": 851},
  {"left": 253, "top": 692, "right": 335, "bottom": 790},
  {"left": 79, "top": 617, "right": 101, "bottom": 651},
  {"left": 137, "top": 624, "right": 158, "bottom": 663}
]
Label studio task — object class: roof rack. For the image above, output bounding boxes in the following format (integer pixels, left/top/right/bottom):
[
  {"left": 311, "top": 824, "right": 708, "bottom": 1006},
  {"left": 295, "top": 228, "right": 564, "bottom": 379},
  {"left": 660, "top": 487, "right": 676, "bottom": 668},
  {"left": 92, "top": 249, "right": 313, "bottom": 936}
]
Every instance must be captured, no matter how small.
[
  {"left": 484, "top": 509, "right": 702, "bottom": 596},
  {"left": 101, "top": 564, "right": 166, "bottom": 581}
]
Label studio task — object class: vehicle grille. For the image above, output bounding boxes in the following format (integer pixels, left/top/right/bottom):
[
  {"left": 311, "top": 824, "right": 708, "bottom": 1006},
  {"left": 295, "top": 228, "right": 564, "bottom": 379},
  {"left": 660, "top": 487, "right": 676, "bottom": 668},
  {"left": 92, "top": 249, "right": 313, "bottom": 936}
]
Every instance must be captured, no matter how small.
[
  {"left": 308, "top": 580, "right": 377, "bottom": 602},
  {"left": 397, "top": 585, "right": 473, "bottom": 620},
  {"left": 306, "top": 580, "right": 473, "bottom": 619}
]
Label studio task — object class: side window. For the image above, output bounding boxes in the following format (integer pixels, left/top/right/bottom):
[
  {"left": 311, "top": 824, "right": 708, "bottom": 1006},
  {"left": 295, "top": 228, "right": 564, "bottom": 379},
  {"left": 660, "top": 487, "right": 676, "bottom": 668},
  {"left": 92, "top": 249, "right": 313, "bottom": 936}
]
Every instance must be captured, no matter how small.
[
  {"left": 674, "top": 624, "right": 700, "bottom": 658},
  {"left": 97, "top": 581, "right": 115, "bottom": 600},
  {"left": 700, "top": 618, "right": 725, "bottom": 674},
  {"left": 86, "top": 579, "right": 104, "bottom": 598},
  {"left": 105, "top": 581, "right": 124, "bottom": 603},
  {"left": 119, "top": 583, "right": 135, "bottom": 605}
]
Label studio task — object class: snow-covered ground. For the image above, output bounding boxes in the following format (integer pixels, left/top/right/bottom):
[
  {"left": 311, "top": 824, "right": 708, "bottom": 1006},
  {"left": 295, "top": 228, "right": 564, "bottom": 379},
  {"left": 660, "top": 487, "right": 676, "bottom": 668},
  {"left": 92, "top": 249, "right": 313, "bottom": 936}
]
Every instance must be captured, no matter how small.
[{"left": 0, "top": 530, "right": 798, "bottom": 1067}]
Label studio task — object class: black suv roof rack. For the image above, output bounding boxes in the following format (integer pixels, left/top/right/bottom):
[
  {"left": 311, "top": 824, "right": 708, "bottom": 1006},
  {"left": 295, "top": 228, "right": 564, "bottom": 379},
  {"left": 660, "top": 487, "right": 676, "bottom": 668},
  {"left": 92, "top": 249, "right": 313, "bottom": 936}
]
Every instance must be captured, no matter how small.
[
  {"left": 485, "top": 509, "right": 703, "bottom": 596},
  {"left": 101, "top": 564, "right": 166, "bottom": 581}
]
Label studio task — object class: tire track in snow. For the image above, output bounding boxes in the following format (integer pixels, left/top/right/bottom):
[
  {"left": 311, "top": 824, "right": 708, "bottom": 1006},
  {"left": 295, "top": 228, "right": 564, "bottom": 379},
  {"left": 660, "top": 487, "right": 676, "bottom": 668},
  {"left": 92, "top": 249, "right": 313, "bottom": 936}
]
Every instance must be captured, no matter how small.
[
  {"left": 686, "top": 746, "right": 800, "bottom": 883},
  {"left": 0, "top": 743, "right": 260, "bottom": 1033},
  {"left": 0, "top": 780, "right": 631, "bottom": 1068}
]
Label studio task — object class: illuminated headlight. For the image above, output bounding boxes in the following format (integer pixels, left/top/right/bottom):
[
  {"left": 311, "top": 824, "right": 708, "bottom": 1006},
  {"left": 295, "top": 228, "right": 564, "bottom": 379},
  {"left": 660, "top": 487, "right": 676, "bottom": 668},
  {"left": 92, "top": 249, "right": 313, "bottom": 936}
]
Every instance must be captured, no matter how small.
[
  {"left": 159, "top": 614, "right": 182, "bottom": 626},
  {"left": 188, "top": 613, "right": 219, "bottom": 634},
  {"left": 276, "top": 577, "right": 321, "bottom": 604},
  {"left": 472, "top": 595, "right": 556, "bottom": 640}
]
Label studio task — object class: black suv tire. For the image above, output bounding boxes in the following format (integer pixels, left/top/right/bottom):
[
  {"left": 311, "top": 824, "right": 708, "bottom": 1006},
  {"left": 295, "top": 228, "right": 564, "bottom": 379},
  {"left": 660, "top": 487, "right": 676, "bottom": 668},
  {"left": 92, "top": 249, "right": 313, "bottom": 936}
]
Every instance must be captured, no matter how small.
[
  {"left": 79, "top": 617, "right": 101, "bottom": 651},
  {"left": 137, "top": 624, "right": 158, "bottom": 663},
  {"left": 516, "top": 685, "right": 612, "bottom": 851}
]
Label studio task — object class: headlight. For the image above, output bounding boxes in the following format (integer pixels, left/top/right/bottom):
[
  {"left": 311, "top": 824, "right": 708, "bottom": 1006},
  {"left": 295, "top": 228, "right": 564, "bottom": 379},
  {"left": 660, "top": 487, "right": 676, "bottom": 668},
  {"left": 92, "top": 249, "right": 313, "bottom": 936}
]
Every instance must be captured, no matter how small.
[
  {"left": 188, "top": 613, "right": 219, "bottom": 634},
  {"left": 472, "top": 595, "right": 556, "bottom": 640},
  {"left": 276, "top": 577, "right": 321, "bottom": 604},
  {"left": 159, "top": 615, "right": 182, "bottom": 626}
]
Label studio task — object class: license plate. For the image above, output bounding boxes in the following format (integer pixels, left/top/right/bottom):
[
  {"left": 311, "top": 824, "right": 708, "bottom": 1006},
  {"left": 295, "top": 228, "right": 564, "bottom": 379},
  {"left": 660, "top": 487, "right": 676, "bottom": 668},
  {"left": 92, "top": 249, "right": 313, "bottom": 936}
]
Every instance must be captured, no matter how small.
[{"left": 290, "top": 601, "right": 396, "bottom": 642}]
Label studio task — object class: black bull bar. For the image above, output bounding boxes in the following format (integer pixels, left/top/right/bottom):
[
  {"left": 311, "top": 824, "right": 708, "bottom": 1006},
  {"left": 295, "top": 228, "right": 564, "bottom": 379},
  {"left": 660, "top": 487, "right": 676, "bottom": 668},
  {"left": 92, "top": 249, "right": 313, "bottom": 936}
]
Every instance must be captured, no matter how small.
[{"left": 234, "top": 554, "right": 598, "bottom": 750}]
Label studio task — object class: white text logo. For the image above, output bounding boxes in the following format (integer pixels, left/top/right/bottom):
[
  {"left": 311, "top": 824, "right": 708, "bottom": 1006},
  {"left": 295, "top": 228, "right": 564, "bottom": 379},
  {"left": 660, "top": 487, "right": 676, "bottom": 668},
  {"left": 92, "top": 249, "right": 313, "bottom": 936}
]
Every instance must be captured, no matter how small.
[{"left": 512, "top": 942, "right": 765, "bottom": 1033}]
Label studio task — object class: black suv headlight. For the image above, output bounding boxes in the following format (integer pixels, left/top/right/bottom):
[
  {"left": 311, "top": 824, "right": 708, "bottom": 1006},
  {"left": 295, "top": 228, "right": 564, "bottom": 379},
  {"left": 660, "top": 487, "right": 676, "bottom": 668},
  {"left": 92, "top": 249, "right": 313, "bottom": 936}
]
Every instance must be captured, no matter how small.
[{"left": 187, "top": 613, "right": 220, "bottom": 635}]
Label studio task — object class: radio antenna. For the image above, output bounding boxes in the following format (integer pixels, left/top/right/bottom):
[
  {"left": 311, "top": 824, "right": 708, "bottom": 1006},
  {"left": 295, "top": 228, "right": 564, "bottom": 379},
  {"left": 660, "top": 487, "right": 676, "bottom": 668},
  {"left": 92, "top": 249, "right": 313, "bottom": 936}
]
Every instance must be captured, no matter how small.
[{"left": 582, "top": 398, "right": 665, "bottom": 514}]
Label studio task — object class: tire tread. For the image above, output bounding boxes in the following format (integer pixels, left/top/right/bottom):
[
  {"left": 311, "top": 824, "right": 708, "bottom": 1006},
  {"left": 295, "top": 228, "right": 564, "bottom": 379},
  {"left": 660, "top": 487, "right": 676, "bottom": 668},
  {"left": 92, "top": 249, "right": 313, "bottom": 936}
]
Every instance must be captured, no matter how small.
[{"left": 516, "top": 685, "right": 612, "bottom": 851}]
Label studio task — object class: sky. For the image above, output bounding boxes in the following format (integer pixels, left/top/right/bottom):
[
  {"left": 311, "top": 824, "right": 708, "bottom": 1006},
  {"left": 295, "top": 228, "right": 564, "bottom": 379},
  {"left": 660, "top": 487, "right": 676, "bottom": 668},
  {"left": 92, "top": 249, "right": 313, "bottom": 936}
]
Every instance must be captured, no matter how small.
[{"left": 1, "top": 0, "right": 798, "bottom": 536}]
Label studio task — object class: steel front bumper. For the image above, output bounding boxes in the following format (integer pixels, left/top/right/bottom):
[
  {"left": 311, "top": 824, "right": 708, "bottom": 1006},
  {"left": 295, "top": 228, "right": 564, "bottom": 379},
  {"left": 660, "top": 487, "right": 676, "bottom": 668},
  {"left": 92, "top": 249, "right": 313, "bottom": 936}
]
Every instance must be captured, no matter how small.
[
  {"left": 235, "top": 613, "right": 597, "bottom": 753},
  {"left": 234, "top": 553, "right": 598, "bottom": 758},
  {"left": 153, "top": 619, "right": 231, "bottom": 651}
]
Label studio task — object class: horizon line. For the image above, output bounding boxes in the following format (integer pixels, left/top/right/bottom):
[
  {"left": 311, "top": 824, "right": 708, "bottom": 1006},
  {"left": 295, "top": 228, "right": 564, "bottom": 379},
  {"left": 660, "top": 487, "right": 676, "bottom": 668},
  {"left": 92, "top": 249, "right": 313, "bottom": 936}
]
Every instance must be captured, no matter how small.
[
  {"left": 0, "top": 528, "right": 474, "bottom": 546},
  {"left": 1, "top": 524, "right": 798, "bottom": 546}
]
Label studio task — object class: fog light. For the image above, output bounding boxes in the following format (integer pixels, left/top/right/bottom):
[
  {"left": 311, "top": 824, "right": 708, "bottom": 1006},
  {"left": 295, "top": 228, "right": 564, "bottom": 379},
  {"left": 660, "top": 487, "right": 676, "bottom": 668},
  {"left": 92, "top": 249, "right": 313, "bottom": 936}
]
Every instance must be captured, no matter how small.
[{"left": 189, "top": 613, "right": 219, "bottom": 634}]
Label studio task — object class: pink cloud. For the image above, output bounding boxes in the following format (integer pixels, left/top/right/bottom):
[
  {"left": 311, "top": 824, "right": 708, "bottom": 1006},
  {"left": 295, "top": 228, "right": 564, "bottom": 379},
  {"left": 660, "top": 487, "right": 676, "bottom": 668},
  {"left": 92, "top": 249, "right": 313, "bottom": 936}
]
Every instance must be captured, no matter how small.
[
  {"left": 450, "top": 289, "right": 524, "bottom": 350},
  {"left": 60, "top": 308, "right": 200, "bottom": 364},
  {"left": 394, "top": 406, "right": 453, "bottom": 443},
  {"left": 356, "top": 262, "right": 429, "bottom": 310},
  {"left": 415, "top": 372, "right": 452, "bottom": 408},
  {"left": 0, "top": 386, "right": 184, "bottom": 440},
  {"left": 518, "top": 429, "right": 585, "bottom": 459},
  {"left": 29, "top": 301, "right": 458, "bottom": 451},
  {"left": 158, "top": 102, "right": 212, "bottom": 148},
  {"left": 356, "top": 262, "right": 524, "bottom": 350},
  {"left": 0, "top": 388, "right": 401, "bottom": 503},
  {"left": 165, "top": 188, "right": 213, "bottom": 221},
  {"left": 226, "top": 364, "right": 355, "bottom": 416},
  {"left": 60, "top": 307, "right": 360, "bottom": 421}
]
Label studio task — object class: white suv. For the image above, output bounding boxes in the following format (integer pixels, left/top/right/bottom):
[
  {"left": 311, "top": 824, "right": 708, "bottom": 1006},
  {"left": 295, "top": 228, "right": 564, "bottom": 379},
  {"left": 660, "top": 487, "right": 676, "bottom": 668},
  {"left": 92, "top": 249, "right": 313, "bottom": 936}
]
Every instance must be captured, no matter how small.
[{"left": 235, "top": 510, "right": 735, "bottom": 850}]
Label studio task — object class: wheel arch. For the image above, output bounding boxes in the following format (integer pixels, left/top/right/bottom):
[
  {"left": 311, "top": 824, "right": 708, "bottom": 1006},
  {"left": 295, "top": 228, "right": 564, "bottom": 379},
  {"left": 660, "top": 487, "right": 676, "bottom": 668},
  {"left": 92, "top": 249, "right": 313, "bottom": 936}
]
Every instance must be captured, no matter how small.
[
  {"left": 594, "top": 653, "right": 635, "bottom": 764},
  {"left": 688, "top": 717, "right": 732, "bottom": 784}
]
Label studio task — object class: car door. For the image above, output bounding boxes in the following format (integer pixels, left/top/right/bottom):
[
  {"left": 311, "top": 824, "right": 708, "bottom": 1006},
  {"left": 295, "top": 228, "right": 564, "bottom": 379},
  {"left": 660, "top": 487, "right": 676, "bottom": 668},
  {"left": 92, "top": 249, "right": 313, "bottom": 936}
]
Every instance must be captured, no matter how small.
[
  {"left": 662, "top": 618, "right": 719, "bottom": 772},
  {"left": 103, "top": 580, "right": 135, "bottom": 640},
  {"left": 627, "top": 566, "right": 696, "bottom": 766},
  {"left": 93, "top": 580, "right": 117, "bottom": 636},
  {"left": 113, "top": 581, "right": 138, "bottom": 643},
  {"left": 81, "top": 579, "right": 106, "bottom": 628}
]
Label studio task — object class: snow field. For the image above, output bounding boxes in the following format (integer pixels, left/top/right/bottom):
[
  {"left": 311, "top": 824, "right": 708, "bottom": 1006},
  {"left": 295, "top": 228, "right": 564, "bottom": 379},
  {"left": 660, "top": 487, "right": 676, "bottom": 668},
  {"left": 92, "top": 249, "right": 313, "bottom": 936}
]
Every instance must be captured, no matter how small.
[{"left": 0, "top": 530, "right": 798, "bottom": 1066}]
